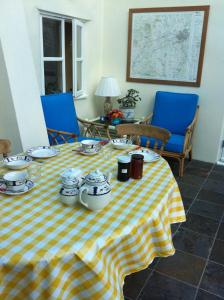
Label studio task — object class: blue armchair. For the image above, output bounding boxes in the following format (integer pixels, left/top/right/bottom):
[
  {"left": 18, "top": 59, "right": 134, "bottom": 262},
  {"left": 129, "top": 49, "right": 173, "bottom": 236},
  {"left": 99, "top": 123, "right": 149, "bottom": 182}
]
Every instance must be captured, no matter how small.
[
  {"left": 41, "top": 93, "right": 110, "bottom": 145},
  {"left": 141, "top": 91, "right": 199, "bottom": 176}
]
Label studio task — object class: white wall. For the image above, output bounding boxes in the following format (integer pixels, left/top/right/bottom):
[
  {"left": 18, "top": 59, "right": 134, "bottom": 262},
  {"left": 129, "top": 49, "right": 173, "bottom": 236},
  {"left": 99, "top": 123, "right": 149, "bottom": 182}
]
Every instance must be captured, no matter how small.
[
  {"left": 0, "top": 0, "right": 49, "bottom": 154},
  {"left": 0, "top": 43, "right": 22, "bottom": 154},
  {"left": 22, "top": 0, "right": 104, "bottom": 118},
  {"left": 102, "top": 0, "right": 224, "bottom": 162}
]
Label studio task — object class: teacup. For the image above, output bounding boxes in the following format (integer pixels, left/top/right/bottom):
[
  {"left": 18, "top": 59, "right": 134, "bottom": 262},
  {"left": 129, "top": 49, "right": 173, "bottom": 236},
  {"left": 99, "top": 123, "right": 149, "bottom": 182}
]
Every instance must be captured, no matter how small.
[
  {"left": 3, "top": 171, "right": 27, "bottom": 192},
  {"left": 80, "top": 140, "right": 101, "bottom": 153}
]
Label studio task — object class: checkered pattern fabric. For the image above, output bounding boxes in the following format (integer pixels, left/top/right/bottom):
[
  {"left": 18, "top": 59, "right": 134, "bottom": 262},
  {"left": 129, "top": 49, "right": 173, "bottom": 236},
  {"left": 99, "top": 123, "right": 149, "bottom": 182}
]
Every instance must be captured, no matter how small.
[{"left": 0, "top": 143, "right": 185, "bottom": 300}]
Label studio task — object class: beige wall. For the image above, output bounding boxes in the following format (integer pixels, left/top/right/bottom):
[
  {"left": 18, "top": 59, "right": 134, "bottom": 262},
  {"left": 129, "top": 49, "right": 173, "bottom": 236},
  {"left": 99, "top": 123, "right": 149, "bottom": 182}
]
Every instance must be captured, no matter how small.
[
  {"left": 0, "top": 42, "right": 22, "bottom": 154},
  {"left": 0, "top": 0, "right": 49, "bottom": 154},
  {"left": 22, "top": 0, "right": 104, "bottom": 119},
  {"left": 102, "top": 0, "right": 224, "bottom": 162}
]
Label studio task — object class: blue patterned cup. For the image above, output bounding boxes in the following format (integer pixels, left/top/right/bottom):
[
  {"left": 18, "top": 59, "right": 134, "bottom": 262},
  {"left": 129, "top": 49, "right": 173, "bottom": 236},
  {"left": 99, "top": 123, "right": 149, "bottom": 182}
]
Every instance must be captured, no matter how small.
[{"left": 3, "top": 171, "right": 27, "bottom": 192}]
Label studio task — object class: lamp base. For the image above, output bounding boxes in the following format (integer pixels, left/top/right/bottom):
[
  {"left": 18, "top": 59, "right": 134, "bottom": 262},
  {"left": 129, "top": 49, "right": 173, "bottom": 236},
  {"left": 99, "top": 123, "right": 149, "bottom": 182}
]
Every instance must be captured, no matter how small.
[{"left": 104, "top": 97, "right": 112, "bottom": 116}]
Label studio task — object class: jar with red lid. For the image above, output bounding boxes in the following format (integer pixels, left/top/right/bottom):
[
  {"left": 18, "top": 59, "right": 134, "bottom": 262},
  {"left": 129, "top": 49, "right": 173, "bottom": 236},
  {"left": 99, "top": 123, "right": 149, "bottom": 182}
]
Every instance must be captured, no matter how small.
[{"left": 131, "top": 154, "right": 144, "bottom": 179}]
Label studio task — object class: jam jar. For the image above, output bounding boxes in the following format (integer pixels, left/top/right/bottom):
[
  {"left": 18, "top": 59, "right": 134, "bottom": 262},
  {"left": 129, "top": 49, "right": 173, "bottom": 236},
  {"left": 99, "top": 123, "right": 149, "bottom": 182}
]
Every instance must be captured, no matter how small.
[
  {"left": 117, "top": 156, "right": 131, "bottom": 181},
  {"left": 131, "top": 154, "right": 144, "bottom": 179}
]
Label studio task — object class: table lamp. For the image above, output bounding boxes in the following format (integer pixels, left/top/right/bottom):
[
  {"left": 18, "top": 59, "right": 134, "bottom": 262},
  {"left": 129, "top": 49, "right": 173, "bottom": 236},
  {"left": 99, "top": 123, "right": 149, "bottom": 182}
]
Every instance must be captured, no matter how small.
[{"left": 95, "top": 76, "right": 121, "bottom": 116}]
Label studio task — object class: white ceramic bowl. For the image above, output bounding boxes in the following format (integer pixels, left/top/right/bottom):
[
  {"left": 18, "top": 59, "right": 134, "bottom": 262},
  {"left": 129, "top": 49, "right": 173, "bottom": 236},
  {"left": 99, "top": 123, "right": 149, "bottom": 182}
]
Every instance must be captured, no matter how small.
[
  {"left": 111, "top": 138, "right": 132, "bottom": 150},
  {"left": 3, "top": 155, "right": 33, "bottom": 170}
]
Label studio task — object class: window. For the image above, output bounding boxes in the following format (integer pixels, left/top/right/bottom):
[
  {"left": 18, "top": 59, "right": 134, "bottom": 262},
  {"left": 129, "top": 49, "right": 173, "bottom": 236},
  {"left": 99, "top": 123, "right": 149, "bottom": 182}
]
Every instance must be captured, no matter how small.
[{"left": 40, "top": 13, "right": 85, "bottom": 98}]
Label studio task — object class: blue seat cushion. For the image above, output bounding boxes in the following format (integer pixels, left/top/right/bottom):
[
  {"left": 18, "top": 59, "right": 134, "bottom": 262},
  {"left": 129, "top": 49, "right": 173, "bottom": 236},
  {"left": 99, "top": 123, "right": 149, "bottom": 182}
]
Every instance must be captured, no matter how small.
[
  {"left": 41, "top": 93, "right": 80, "bottom": 136},
  {"left": 151, "top": 91, "right": 199, "bottom": 135},
  {"left": 140, "top": 134, "right": 185, "bottom": 153}
]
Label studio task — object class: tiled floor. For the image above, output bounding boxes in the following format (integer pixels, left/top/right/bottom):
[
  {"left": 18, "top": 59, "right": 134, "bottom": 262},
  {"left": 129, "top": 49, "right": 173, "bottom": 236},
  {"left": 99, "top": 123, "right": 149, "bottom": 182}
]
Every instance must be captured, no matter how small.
[{"left": 123, "top": 159, "right": 224, "bottom": 300}]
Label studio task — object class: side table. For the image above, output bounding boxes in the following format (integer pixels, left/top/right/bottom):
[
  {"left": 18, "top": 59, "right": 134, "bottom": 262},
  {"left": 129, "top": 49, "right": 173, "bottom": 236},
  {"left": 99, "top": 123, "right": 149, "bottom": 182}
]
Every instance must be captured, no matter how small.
[{"left": 87, "top": 115, "right": 152, "bottom": 139}]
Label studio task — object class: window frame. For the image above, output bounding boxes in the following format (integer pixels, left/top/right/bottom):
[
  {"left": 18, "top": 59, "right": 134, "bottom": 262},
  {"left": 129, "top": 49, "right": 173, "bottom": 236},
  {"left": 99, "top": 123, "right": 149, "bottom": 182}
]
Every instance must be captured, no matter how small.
[
  {"left": 73, "top": 19, "right": 84, "bottom": 98},
  {"left": 40, "top": 12, "right": 85, "bottom": 98}
]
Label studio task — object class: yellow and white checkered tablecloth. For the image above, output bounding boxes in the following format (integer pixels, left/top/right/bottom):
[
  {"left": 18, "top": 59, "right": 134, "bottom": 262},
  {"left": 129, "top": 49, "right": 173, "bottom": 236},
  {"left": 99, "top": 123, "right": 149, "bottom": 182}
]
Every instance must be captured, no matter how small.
[{"left": 0, "top": 143, "right": 185, "bottom": 300}]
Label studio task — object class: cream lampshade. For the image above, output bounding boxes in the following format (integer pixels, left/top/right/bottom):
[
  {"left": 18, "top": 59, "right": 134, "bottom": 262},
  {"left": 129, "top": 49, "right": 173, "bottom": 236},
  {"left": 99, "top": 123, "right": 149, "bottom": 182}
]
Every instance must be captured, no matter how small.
[{"left": 95, "top": 76, "right": 121, "bottom": 115}]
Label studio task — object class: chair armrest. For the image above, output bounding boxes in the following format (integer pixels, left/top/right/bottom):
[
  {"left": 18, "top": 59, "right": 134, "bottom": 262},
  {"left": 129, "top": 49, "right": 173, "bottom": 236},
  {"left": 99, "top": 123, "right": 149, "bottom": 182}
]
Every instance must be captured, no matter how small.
[
  {"left": 186, "top": 118, "right": 196, "bottom": 133},
  {"left": 186, "top": 106, "right": 199, "bottom": 133},
  {"left": 78, "top": 117, "right": 107, "bottom": 127},
  {"left": 77, "top": 117, "right": 111, "bottom": 139},
  {"left": 183, "top": 106, "right": 199, "bottom": 152},
  {"left": 47, "top": 128, "right": 78, "bottom": 145},
  {"left": 139, "top": 113, "right": 153, "bottom": 124}
]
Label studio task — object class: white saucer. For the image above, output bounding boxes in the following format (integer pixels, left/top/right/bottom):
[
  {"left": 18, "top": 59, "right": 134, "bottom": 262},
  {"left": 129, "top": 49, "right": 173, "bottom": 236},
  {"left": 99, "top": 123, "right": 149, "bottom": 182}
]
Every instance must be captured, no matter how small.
[
  {"left": 3, "top": 155, "right": 33, "bottom": 170},
  {"left": 0, "top": 180, "right": 35, "bottom": 195},
  {"left": 27, "top": 146, "right": 60, "bottom": 158},
  {"left": 128, "top": 149, "right": 160, "bottom": 163},
  {"left": 75, "top": 147, "right": 100, "bottom": 156},
  {"left": 80, "top": 150, "right": 99, "bottom": 156}
]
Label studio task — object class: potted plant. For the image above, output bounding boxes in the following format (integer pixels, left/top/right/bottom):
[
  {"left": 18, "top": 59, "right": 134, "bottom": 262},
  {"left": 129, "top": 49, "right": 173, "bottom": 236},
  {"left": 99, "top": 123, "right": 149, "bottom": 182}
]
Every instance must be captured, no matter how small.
[{"left": 117, "top": 89, "right": 141, "bottom": 120}]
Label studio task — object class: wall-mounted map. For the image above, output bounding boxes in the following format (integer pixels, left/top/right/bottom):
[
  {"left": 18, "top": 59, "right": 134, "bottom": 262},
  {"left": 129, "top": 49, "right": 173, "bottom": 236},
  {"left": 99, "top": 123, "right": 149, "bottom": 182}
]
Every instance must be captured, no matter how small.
[{"left": 127, "top": 6, "right": 210, "bottom": 87}]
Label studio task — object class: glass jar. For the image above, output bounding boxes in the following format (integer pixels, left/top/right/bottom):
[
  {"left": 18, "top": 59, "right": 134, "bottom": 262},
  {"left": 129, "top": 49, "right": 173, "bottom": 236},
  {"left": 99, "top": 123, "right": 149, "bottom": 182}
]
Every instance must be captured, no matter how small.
[
  {"left": 131, "top": 154, "right": 144, "bottom": 179},
  {"left": 117, "top": 156, "right": 131, "bottom": 181}
]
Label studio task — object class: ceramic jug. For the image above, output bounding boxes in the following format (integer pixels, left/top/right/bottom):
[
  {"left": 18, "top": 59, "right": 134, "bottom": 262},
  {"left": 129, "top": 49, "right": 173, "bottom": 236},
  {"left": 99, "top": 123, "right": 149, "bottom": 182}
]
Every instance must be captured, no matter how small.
[
  {"left": 60, "top": 177, "right": 80, "bottom": 207},
  {"left": 79, "top": 169, "right": 112, "bottom": 211}
]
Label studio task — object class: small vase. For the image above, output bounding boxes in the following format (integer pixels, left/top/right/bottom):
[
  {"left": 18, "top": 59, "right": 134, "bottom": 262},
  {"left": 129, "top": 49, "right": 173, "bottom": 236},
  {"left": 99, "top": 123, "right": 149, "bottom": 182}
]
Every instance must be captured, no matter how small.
[
  {"left": 111, "top": 118, "right": 121, "bottom": 125},
  {"left": 120, "top": 107, "right": 135, "bottom": 121}
]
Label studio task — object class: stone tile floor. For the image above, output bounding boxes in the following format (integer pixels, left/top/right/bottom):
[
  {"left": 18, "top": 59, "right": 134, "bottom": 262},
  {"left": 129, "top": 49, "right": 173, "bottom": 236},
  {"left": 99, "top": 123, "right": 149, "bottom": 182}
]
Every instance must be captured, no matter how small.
[{"left": 123, "top": 159, "right": 224, "bottom": 300}]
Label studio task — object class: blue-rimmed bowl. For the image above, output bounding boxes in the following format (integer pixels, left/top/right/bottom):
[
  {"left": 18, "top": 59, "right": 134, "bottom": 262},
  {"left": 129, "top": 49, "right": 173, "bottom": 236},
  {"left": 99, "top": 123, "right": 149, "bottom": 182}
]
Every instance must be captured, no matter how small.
[
  {"left": 111, "top": 138, "right": 133, "bottom": 150},
  {"left": 3, "top": 155, "right": 33, "bottom": 170}
]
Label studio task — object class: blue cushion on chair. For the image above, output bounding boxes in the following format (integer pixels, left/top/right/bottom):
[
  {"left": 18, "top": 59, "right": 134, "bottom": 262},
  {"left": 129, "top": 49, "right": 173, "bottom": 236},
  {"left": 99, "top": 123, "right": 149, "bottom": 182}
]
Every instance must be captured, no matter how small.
[
  {"left": 141, "top": 134, "right": 185, "bottom": 153},
  {"left": 41, "top": 92, "right": 80, "bottom": 136},
  {"left": 164, "top": 134, "right": 185, "bottom": 153},
  {"left": 151, "top": 91, "right": 199, "bottom": 135}
]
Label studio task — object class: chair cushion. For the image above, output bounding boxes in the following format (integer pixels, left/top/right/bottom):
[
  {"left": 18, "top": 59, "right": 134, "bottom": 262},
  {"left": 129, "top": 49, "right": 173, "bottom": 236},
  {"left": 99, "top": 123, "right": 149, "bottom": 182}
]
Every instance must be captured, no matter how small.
[
  {"left": 151, "top": 91, "right": 199, "bottom": 135},
  {"left": 140, "top": 134, "right": 185, "bottom": 153},
  {"left": 41, "top": 93, "right": 80, "bottom": 136}
]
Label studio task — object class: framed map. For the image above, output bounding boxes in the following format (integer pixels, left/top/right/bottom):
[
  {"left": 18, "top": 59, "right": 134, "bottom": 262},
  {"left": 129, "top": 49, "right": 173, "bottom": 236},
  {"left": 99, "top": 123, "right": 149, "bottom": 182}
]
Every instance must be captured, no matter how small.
[{"left": 127, "top": 6, "right": 210, "bottom": 87}]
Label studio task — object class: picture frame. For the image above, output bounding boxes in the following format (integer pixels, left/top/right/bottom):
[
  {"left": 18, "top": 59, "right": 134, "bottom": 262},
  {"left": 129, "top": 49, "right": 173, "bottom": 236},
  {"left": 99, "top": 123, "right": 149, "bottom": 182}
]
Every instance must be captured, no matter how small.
[{"left": 126, "top": 6, "right": 210, "bottom": 87}]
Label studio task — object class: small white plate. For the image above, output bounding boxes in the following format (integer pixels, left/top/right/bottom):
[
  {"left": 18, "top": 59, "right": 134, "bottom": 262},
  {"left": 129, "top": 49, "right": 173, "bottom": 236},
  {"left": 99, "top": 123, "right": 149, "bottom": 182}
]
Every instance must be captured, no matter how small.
[
  {"left": 128, "top": 149, "right": 160, "bottom": 163},
  {"left": 27, "top": 146, "right": 60, "bottom": 158},
  {"left": 3, "top": 155, "right": 33, "bottom": 170},
  {"left": 111, "top": 138, "right": 133, "bottom": 150},
  {"left": 0, "top": 180, "right": 35, "bottom": 195}
]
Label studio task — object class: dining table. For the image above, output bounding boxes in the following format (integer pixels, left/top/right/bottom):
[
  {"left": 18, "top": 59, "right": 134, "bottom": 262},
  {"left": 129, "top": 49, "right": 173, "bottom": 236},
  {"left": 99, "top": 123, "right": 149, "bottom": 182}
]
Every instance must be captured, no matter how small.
[{"left": 0, "top": 142, "right": 186, "bottom": 300}]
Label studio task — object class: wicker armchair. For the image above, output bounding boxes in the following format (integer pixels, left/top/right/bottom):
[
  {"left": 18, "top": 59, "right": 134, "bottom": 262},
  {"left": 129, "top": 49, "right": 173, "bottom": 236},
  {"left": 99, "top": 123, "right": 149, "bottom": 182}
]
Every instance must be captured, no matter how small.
[
  {"left": 0, "top": 139, "right": 11, "bottom": 157},
  {"left": 140, "top": 91, "right": 199, "bottom": 177},
  {"left": 41, "top": 93, "right": 110, "bottom": 145}
]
